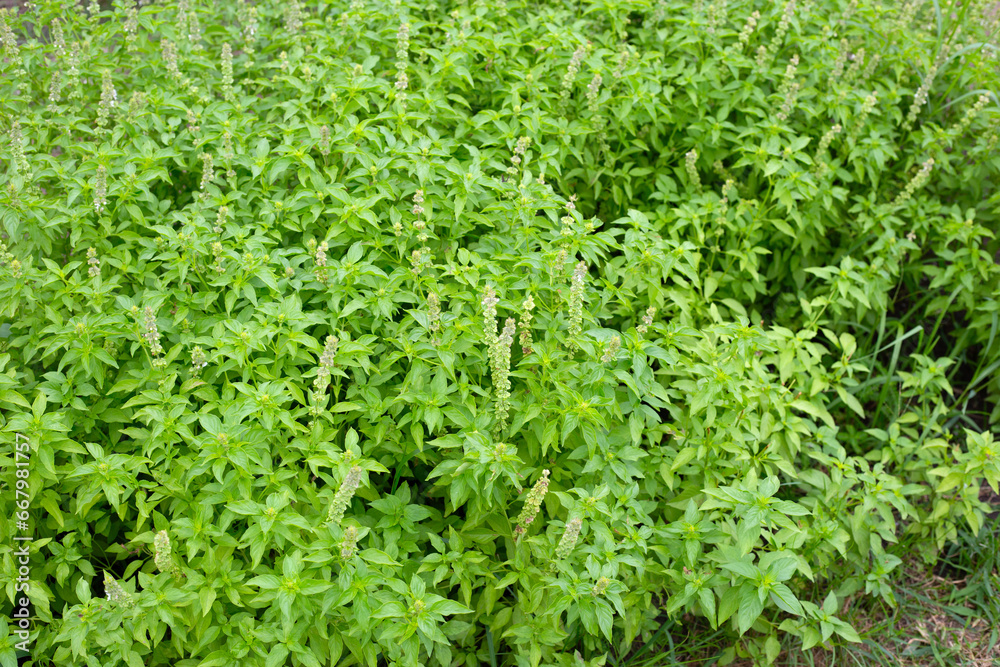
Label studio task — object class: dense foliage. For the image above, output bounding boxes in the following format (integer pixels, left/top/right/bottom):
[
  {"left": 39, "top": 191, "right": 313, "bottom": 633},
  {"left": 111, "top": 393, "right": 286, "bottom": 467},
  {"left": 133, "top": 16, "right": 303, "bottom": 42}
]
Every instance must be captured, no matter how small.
[{"left": 0, "top": 0, "right": 999, "bottom": 665}]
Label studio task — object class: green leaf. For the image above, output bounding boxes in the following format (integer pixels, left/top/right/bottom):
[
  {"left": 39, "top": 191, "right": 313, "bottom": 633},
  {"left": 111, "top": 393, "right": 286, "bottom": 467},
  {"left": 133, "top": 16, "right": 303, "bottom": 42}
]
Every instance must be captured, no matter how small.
[
  {"left": 265, "top": 644, "right": 289, "bottom": 667},
  {"left": 769, "top": 583, "right": 802, "bottom": 616},
  {"left": 738, "top": 584, "right": 764, "bottom": 635},
  {"left": 834, "top": 621, "right": 862, "bottom": 643},
  {"left": 720, "top": 560, "right": 758, "bottom": 580},
  {"left": 698, "top": 588, "right": 717, "bottom": 628},
  {"left": 671, "top": 447, "right": 698, "bottom": 471},
  {"left": 835, "top": 386, "right": 865, "bottom": 417},
  {"left": 595, "top": 602, "right": 614, "bottom": 642},
  {"left": 359, "top": 549, "right": 399, "bottom": 566},
  {"left": 247, "top": 575, "right": 281, "bottom": 590},
  {"left": 428, "top": 599, "right": 472, "bottom": 616}
]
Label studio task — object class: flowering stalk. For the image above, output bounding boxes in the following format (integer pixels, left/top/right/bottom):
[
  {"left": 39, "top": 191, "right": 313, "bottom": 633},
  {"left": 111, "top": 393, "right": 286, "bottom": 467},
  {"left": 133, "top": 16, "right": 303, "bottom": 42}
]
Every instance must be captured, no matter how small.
[
  {"left": 838, "top": 0, "right": 859, "bottom": 25},
  {"left": 87, "top": 248, "right": 100, "bottom": 278},
  {"left": 190, "top": 346, "right": 207, "bottom": 374},
  {"left": 601, "top": 335, "right": 621, "bottom": 363},
  {"left": 560, "top": 195, "right": 578, "bottom": 237},
  {"left": 66, "top": 42, "right": 82, "bottom": 100},
  {"left": 755, "top": 45, "right": 769, "bottom": 68},
  {"left": 199, "top": 153, "right": 214, "bottom": 200},
  {"left": 214, "top": 206, "right": 228, "bottom": 234},
  {"left": 491, "top": 318, "right": 516, "bottom": 433},
  {"left": 638, "top": 306, "right": 656, "bottom": 335},
  {"left": 903, "top": 54, "right": 945, "bottom": 130},
  {"left": 844, "top": 47, "right": 865, "bottom": 84},
  {"left": 395, "top": 22, "right": 410, "bottom": 106},
  {"left": 52, "top": 18, "right": 66, "bottom": 55},
  {"left": 567, "top": 261, "right": 587, "bottom": 347},
  {"left": 518, "top": 295, "right": 534, "bottom": 354},
  {"left": 513, "top": 469, "right": 550, "bottom": 538},
  {"left": 0, "top": 241, "right": 22, "bottom": 279},
  {"left": 124, "top": 4, "right": 139, "bottom": 52},
  {"left": 685, "top": 149, "right": 701, "bottom": 192},
  {"left": 237, "top": 0, "right": 259, "bottom": 51},
  {"left": 719, "top": 178, "right": 735, "bottom": 219},
  {"left": 319, "top": 125, "right": 331, "bottom": 156},
  {"left": 326, "top": 466, "right": 362, "bottom": 526},
  {"left": 612, "top": 48, "right": 631, "bottom": 82},
  {"left": 848, "top": 91, "right": 878, "bottom": 144},
  {"left": 221, "top": 43, "right": 234, "bottom": 102},
  {"left": 412, "top": 188, "right": 425, "bottom": 217},
  {"left": 96, "top": 70, "right": 118, "bottom": 130},
  {"left": 308, "top": 238, "right": 329, "bottom": 283},
  {"left": 892, "top": 0, "right": 923, "bottom": 34},
  {"left": 859, "top": 53, "right": 881, "bottom": 85},
  {"left": 104, "top": 574, "right": 135, "bottom": 608},
  {"left": 760, "top": 0, "right": 795, "bottom": 68},
  {"left": 549, "top": 248, "right": 567, "bottom": 286},
  {"left": 426, "top": 292, "right": 441, "bottom": 339},
  {"left": 734, "top": 11, "right": 760, "bottom": 51},
  {"left": 481, "top": 285, "right": 500, "bottom": 363},
  {"left": 889, "top": 158, "right": 934, "bottom": 208},
  {"left": 93, "top": 166, "right": 108, "bottom": 215},
  {"left": 180, "top": 0, "right": 201, "bottom": 43},
  {"left": 511, "top": 137, "right": 531, "bottom": 171},
  {"left": 48, "top": 72, "right": 62, "bottom": 106},
  {"left": 211, "top": 242, "right": 225, "bottom": 272},
  {"left": 586, "top": 74, "right": 610, "bottom": 155},
  {"left": 813, "top": 124, "right": 842, "bottom": 176},
  {"left": 776, "top": 55, "right": 800, "bottom": 121},
  {"left": 555, "top": 517, "right": 582, "bottom": 560},
  {"left": 559, "top": 45, "right": 587, "bottom": 108},
  {"left": 340, "top": 525, "right": 359, "bottom": 560},
  {"left": 127, "top": 92, "right": 145, "bottom": 121},
  {"left": 947, "top": 94, "right": 989, "bottom": 140},
  {"left": 284, "top": 0, "right": 303, "bottom": 34},
  {"left": 163, "top": 40, "right": 181, "bottom": 81},
  {"left": 8, "top": 121, "right": 29, "bottom": 177},
  {"left": 706, "top": 0, "right": 726, "bottom": 34},
  {"left": 586, "top": 73, "right": 602, "bottom": 113},
  {"left": 140, "top": 306, "right": 166, "bottom": 367},
  {"left": 0, "top": 9, "right": 19, "bottom": 61},
  {"left": 154, "top": 530, "right": 179, "bottom": 575},
  {"left": 315, "top": 335, "right": 338, "bottom": 392},
  {"left": 829, "top": 40, "right": 849, "bottom": 86}
]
